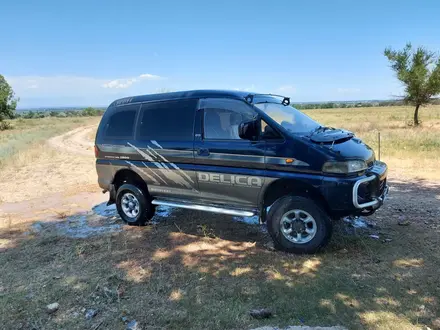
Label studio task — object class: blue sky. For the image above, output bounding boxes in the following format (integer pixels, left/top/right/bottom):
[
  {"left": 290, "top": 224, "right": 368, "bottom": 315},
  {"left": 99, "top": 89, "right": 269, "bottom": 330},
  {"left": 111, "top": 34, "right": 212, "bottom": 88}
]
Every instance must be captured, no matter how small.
[{"left": 2, "top": 0, "right": 440, "bottom": 108}]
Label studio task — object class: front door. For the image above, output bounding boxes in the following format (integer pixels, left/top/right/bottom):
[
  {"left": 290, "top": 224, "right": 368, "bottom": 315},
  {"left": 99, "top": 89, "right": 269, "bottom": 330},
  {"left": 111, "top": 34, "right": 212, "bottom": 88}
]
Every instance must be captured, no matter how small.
[{"left": 194, "top": 98, "right": 265, "bottom": 208}]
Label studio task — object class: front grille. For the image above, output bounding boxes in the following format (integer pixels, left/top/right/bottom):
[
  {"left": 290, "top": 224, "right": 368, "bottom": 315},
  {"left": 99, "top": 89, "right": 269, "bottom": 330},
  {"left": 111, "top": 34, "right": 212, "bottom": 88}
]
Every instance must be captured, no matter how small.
[
  {"left": 379, "top": 178, "right": 386, "bottom": 195},
  {"left": 358, "top": 177, "right": 385, "bottom": 202}
]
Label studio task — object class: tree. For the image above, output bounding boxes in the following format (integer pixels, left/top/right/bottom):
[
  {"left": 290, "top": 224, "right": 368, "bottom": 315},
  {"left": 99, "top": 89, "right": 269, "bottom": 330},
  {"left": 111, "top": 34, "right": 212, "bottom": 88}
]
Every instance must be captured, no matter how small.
[
  {"left": 384, "top": 43, "right": 440, "bottom": 126},
  {"left": 0, "top": 75, "right": 19, "bottom": 127},
  {"left": 82, "top": 107, "right": 97, "bottom": 116}
]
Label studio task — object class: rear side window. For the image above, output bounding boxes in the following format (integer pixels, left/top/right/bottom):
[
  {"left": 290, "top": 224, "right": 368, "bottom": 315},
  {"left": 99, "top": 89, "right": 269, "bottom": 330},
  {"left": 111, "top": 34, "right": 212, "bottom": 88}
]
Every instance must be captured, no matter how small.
[
  {"left": 137, "top": 99, "right": 197, "bottom": 141},
  {"left": 103, "top": 105, "right": 138, "bottom": 139}
]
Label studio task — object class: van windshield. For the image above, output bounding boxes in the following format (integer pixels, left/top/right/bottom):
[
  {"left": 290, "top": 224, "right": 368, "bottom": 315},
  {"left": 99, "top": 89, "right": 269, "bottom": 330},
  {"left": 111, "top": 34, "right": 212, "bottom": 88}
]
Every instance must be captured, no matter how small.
[{"left": 254, "top": 102, "right": 321, "bottom": 134}]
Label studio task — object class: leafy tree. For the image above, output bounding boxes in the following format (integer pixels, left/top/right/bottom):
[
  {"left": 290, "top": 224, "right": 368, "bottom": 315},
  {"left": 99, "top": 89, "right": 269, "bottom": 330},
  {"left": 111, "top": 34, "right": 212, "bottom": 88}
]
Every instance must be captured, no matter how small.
[
  {"left": 384, "top": 43, "right": 440, "bottom": 126},
  {"left": 0, "top": 74, "right": 19, "bottom": 127},
  {"left": 82, "top": 107, "right": 97, "bottom": 116}
]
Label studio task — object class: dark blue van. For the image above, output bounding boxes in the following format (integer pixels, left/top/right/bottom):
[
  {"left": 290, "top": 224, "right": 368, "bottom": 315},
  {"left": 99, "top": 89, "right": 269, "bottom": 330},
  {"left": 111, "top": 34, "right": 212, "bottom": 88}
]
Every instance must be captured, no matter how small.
[{"left": 95, "top": 90, "right": 388, "bottom": 254}]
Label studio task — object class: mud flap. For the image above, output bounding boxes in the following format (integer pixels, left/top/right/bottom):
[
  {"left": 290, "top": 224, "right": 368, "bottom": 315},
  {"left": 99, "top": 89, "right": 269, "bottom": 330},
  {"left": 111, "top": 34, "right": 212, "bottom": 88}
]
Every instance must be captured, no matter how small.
[{"left": 105, "top": 184, "right": 116, "bottom": 205}]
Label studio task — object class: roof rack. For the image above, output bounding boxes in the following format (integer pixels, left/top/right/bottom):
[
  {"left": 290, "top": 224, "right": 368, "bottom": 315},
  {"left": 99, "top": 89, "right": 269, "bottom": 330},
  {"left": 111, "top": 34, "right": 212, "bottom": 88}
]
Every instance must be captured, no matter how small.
[{"left": 244, "top": 93, "right": 290, "bottom": 106}]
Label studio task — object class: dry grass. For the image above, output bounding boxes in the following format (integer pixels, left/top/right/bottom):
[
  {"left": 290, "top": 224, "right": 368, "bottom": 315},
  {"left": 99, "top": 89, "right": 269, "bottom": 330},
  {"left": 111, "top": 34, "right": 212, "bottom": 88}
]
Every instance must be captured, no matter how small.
[{"left": 304, "top": 105, "right": 440, "bottom": 180}]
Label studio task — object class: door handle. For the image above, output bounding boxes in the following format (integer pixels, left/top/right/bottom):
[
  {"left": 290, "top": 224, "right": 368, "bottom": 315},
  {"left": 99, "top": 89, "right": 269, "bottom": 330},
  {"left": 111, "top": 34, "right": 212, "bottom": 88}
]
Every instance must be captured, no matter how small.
[{"left": 197, "top": 148, "right": 210, "bottom": 156}]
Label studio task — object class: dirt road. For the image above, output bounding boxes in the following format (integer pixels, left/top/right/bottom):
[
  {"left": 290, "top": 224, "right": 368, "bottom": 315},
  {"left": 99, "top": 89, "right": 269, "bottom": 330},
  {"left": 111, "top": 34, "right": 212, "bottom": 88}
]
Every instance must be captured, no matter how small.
[
  {"left": 47, "top": 125, "right": 96, "bottom": 156},
  {"left": 0, "top": 125, "right": 102, "bottom": 216}
]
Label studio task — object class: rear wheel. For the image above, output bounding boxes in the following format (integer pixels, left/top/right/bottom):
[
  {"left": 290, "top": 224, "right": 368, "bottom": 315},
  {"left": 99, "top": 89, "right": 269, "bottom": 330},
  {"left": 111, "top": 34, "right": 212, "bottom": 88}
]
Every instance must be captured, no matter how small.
[
  {"left": 267, "top": 196, "right": 332, "bottom": 254},
  {"left": 116, "top": 183, "right": 155, "bottom": 226}
]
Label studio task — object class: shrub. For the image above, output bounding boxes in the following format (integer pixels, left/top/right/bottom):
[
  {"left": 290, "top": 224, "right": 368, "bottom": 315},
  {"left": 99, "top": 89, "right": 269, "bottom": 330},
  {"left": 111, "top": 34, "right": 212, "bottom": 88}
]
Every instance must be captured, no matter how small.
[
  {"left": 23, "top": 111, "right": 36, "bottom": 119},
  {"left": 0, "top": 121, "right": 13, "bottom": 130}
]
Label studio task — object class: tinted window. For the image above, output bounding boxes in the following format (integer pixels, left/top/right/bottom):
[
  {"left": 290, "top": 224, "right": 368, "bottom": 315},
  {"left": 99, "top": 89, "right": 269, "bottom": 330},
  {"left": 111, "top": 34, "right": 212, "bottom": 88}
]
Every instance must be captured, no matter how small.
[
  {"left": 201, "top": 98, "right": 255, "bottom": 140},
  {"left": 104, "top": 105, "right": 138, "bottom": 138},
  {"left": 261, "top": 119, "right": 282, "bottom": 139},
  {"left": 138, "top": 99, "right": 197, "bottom": 141}
]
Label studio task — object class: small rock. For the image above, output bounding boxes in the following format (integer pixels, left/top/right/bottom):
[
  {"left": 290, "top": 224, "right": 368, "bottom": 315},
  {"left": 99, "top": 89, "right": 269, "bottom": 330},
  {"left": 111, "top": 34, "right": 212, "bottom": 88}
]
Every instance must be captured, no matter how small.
[
  {"left": 85, "top": 309, "right": 98, "bottom": 320},
  {"left": 398, "top": 219, "right": 410, "bottom": 226},
  {"left": 46, "top": 302, "right": 59, "bottom": 314},
  {"left": 382, "top": 238, "right": 393, "bottom": 243},
  {"left": 264, "top": 241, "right": 276, "bottom": 251},
  {"left": 369, "top": 234, "right": 380, "bottom": 240},
  {"left": 53, "top": 275, "right": 62, "bottom": 280},
  {"left": 126, "top": 320, "right": 140, "bottom": 330},
  {"left": 249, "top": 308, "right": 272, "bottom": 319}
]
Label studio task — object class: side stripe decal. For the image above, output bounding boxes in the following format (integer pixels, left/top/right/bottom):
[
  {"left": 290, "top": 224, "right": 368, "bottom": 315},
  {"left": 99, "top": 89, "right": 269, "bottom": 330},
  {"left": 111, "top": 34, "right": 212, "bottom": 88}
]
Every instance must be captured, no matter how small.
[{"left": 127, "top": 141, "right": 197, "bottom": 191}]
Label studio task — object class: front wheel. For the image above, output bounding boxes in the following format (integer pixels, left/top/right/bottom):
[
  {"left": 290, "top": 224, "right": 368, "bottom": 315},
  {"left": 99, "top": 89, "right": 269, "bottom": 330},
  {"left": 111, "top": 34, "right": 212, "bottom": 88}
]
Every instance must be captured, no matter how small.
[{"left": 267, "top": 196, "right": 332, "bottom": 254}]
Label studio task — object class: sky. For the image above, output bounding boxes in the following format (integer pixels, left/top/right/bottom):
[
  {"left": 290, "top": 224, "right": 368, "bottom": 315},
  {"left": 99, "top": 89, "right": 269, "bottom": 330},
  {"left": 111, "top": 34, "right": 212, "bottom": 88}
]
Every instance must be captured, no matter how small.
[{"left": 2, "top": 0, "right": 440, "bottom": 108}]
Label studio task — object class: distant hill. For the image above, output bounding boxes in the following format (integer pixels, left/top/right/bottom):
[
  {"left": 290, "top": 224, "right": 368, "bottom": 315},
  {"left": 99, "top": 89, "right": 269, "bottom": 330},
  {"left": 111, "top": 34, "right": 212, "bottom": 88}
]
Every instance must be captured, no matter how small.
[{"left": 16, "top": 106, "right": 107, "bottom": 113}]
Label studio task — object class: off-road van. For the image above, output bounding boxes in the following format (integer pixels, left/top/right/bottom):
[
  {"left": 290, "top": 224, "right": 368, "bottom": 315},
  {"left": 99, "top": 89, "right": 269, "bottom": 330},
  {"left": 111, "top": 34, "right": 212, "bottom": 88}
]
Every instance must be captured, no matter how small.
[{"left": 95, "top": 90, "right": 388, "bottom": 253}]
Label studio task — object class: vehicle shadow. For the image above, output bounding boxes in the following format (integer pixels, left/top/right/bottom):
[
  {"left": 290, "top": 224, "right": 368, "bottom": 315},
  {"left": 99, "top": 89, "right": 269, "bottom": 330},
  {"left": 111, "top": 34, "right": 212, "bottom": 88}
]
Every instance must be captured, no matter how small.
[{"left": 0, "top": 178, "right": 439, "bottom": 329}]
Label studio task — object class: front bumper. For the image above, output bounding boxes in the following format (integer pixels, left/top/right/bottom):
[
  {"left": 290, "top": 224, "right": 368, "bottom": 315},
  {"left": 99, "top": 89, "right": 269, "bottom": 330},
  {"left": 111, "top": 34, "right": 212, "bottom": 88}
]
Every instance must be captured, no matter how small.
[
  {"left": 320, "top": 161, "right": 388, "bottom": 216},
  {"left": 353, "top": 175, "right": 389, "bottom": 209}
]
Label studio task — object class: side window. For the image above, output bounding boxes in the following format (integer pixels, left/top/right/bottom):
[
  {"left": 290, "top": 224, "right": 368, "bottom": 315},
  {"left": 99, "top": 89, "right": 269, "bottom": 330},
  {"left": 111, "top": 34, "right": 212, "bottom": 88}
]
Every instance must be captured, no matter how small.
[
  {"left": 104, "top": 105, "right": 138, "bottom": 138},
  {"left": 261, "top": 119, "right": 282, "bottom": 139},
  {"left": 138, "top": 99, "right": 197, "bottom": 141},
  {"left": 201, "top": 98, "right": 255, "bottom": 140}
]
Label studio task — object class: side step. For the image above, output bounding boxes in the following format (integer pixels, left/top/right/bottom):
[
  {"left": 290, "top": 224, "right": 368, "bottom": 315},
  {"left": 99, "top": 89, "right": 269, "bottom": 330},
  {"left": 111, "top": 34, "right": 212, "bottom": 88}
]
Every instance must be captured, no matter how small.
[{"left": 151, "top": 199, "right": 255, "bottom": 217}]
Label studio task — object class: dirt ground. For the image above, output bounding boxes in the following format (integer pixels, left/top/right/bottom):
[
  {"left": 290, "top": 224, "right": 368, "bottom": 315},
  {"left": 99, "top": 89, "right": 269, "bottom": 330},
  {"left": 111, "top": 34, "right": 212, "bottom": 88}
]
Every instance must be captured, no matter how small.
[
  {"left": 0, "top": 126, "right": 439, "bottom": 330},
  {"left": 0, "top": 125, "right": 100, "bottom": 203}
]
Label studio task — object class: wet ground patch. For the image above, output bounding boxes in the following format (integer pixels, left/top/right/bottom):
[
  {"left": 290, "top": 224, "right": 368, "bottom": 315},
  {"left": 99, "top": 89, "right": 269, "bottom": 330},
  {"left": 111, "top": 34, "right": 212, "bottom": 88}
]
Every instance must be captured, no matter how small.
[{"left": 28, "top": 204, "right": 177, "bottom": 239}]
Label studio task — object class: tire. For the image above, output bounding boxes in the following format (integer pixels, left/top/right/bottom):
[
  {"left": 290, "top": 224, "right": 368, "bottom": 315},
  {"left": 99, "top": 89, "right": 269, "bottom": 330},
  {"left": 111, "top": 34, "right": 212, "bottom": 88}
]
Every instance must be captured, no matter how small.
[
  {"left": 267, "top": 196, "right": 332, "bottom": 254},
  {"left": 116, "top": 183, "right": 155, "bottom": 226}
]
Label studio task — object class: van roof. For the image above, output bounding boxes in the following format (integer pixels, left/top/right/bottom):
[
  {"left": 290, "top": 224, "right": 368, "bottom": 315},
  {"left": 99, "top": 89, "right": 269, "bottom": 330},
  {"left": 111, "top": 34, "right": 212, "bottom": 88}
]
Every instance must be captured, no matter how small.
[{"left": 109, "top": 90, "right": 251, "bottom": 107}]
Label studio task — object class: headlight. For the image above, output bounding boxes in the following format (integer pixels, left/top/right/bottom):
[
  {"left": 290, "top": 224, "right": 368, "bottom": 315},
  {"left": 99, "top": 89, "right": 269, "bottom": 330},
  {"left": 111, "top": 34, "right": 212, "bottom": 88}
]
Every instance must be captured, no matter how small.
[{"left": 322, "top": 160, "right": 367, "bottom": 174}]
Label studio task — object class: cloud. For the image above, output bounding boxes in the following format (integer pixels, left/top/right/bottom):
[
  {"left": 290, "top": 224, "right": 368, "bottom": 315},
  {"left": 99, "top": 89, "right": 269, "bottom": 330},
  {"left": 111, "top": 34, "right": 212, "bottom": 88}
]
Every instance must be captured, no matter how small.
[
  {"left": 102, "top": 73, "right": 161, "bottom": 89},
  {"left": 234, "top": 84, "right": 255, "bottom": 92},
  {"left": 337, "top": 87, "right": 360, "bottom": 94},
  {"left": 278, "top": 85, "right": 296, "bottom": 94},
  {"left": 5, "top": 74, "right": 164, "bottom": 108}
]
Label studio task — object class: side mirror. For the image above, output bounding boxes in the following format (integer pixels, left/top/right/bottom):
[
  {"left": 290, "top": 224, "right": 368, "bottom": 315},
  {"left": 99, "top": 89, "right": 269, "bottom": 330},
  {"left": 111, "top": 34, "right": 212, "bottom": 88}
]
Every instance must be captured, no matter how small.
[{"left": 238, "top": 119, "right": 259, "bottom": 140}]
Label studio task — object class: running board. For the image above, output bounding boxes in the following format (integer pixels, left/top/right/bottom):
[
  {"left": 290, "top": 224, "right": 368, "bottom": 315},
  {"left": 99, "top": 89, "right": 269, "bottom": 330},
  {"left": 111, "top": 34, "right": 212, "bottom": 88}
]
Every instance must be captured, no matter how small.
[{"left": 151, "top": 199, "right": 255, "bottom": 217}]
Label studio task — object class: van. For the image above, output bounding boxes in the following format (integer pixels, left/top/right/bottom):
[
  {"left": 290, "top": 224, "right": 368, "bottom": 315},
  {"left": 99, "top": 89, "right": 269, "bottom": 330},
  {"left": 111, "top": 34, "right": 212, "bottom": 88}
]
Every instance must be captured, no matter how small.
[{"left": 95, "top": 90, "right": 388, "bottom": 254}]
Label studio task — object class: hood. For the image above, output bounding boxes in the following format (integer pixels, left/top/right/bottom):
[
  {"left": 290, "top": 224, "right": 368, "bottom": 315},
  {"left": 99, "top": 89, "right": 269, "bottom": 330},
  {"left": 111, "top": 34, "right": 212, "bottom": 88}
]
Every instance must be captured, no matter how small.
[
  {"left": 309, "top": 128, "right": 354, "bottom": 144},
  {"left": 304, "top": 128, "right": 375, "bottom": 165}
]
